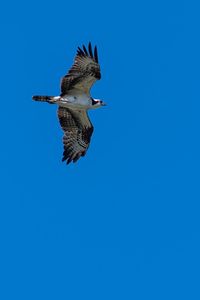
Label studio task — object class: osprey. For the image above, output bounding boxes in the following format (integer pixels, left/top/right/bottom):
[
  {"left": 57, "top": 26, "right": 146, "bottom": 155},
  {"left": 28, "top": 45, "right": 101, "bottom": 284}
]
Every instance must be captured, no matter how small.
[{"left": 33, "top": 42, "right": 106, "bottom": 164}]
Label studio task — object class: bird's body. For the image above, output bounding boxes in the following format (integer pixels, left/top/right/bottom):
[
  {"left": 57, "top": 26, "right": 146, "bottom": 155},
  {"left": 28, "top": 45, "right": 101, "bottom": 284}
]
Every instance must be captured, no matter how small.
[
  {"left": 33, "top": 43, "right": 106, "bottom": 164},
  {"left": 57, "top": 93, "right": 99, "bottom": 110}
]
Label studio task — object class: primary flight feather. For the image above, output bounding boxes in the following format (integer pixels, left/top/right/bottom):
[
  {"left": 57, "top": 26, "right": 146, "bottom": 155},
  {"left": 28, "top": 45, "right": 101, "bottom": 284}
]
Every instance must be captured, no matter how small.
[{"left": 33, "top": 42, "right": 106, "bottom": 165}]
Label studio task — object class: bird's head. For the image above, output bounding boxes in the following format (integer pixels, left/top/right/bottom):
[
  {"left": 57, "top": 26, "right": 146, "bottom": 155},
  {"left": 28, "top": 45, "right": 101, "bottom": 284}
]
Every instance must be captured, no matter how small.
[{"left": 91, "top": 98, "right": 107, "bottom": 109}]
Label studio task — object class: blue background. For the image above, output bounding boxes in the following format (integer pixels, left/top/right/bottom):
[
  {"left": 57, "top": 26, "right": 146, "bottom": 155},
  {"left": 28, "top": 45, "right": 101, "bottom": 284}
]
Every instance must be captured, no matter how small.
[{"left": 1, "top": 0, "right": 200, "bottom": 299}]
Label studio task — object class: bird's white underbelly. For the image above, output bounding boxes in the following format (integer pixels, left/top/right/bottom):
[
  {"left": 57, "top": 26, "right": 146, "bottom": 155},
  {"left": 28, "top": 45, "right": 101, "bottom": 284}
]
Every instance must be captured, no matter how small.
[{"left": 59, "top": 94, "right": 91, "bottom": 109}]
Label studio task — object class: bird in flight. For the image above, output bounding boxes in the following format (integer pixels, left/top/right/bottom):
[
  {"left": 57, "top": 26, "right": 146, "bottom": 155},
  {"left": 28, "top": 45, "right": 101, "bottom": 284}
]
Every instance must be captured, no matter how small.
[{"left": 33, "top": 42, "right": 106, "bottom": 165}]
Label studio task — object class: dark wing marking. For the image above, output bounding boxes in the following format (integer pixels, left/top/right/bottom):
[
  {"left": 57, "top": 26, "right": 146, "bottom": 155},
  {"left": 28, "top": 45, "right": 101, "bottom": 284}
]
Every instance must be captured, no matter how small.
[
  {"left": 57, "top": 106, "right": 94, "bottom": 164},
  {"left": 61, "top": 42, "right": 101, "bottom": 95}
]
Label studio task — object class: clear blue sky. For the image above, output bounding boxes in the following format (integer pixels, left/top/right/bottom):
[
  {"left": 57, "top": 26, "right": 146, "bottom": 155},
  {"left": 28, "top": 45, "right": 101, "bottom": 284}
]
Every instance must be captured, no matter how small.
[{"left": 0, "top": 0, "right": 200, "bottom": 299}]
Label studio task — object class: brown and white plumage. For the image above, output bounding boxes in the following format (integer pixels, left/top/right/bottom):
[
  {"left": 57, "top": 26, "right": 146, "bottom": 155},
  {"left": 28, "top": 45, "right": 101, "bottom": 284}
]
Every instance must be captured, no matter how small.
[
  {"left": 58, "top": 107, "right": 93, "bottom": 164},
  {"left": 61, "top": 42, "right": 101, "bottom": 95},
  {"left": 33, "top": 42, "right": 106, "bottom": 165}
]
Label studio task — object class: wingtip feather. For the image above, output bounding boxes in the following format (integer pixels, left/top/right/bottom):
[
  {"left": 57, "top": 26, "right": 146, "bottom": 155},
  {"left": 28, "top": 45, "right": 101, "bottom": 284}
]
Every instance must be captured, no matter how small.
[
  {"left": 77, "top": 46, "right": 84, "bottom": 56},
  {"left": 82, "top": 44, "right": 88, "bottom": 56},
  {"left": 94, "top": 45, "right": 98, "bottom": 63},
  {"left": 77, "top": 42, "right": 99, "bottom": 64},
  {"left": 88, "top": 42, "right": 93, "bottom": 58}
]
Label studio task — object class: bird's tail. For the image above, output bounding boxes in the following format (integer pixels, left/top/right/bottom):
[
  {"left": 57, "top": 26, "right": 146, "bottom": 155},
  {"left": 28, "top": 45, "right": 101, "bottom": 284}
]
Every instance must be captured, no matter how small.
[{"left": 32, "top": 95, "right": 58, "bottom": 104}]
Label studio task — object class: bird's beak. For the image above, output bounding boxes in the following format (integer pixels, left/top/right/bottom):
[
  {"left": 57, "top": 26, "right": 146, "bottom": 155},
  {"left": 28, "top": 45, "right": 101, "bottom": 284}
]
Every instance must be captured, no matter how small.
[{"left": 102, "top": 102, "right": 107, "bottom": 106}]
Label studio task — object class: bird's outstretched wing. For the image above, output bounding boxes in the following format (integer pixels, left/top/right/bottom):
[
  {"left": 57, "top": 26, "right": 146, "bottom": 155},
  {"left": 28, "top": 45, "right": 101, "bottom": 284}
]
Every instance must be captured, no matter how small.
[
  {"left": 61, "top": 42, "right": 101, "bottom": 96},
  {"left": 57, "top": 106, "right": 94, "bottom": 164}
]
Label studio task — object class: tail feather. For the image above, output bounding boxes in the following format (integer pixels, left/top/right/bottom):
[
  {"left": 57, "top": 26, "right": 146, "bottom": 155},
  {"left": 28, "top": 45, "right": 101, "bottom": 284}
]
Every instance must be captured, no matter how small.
[
  {"left": 32, "top": 95, "right": 59, "bottom": 104},
  {"left": 32, "top": 95, "right": 54, "bottom": 102}
]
